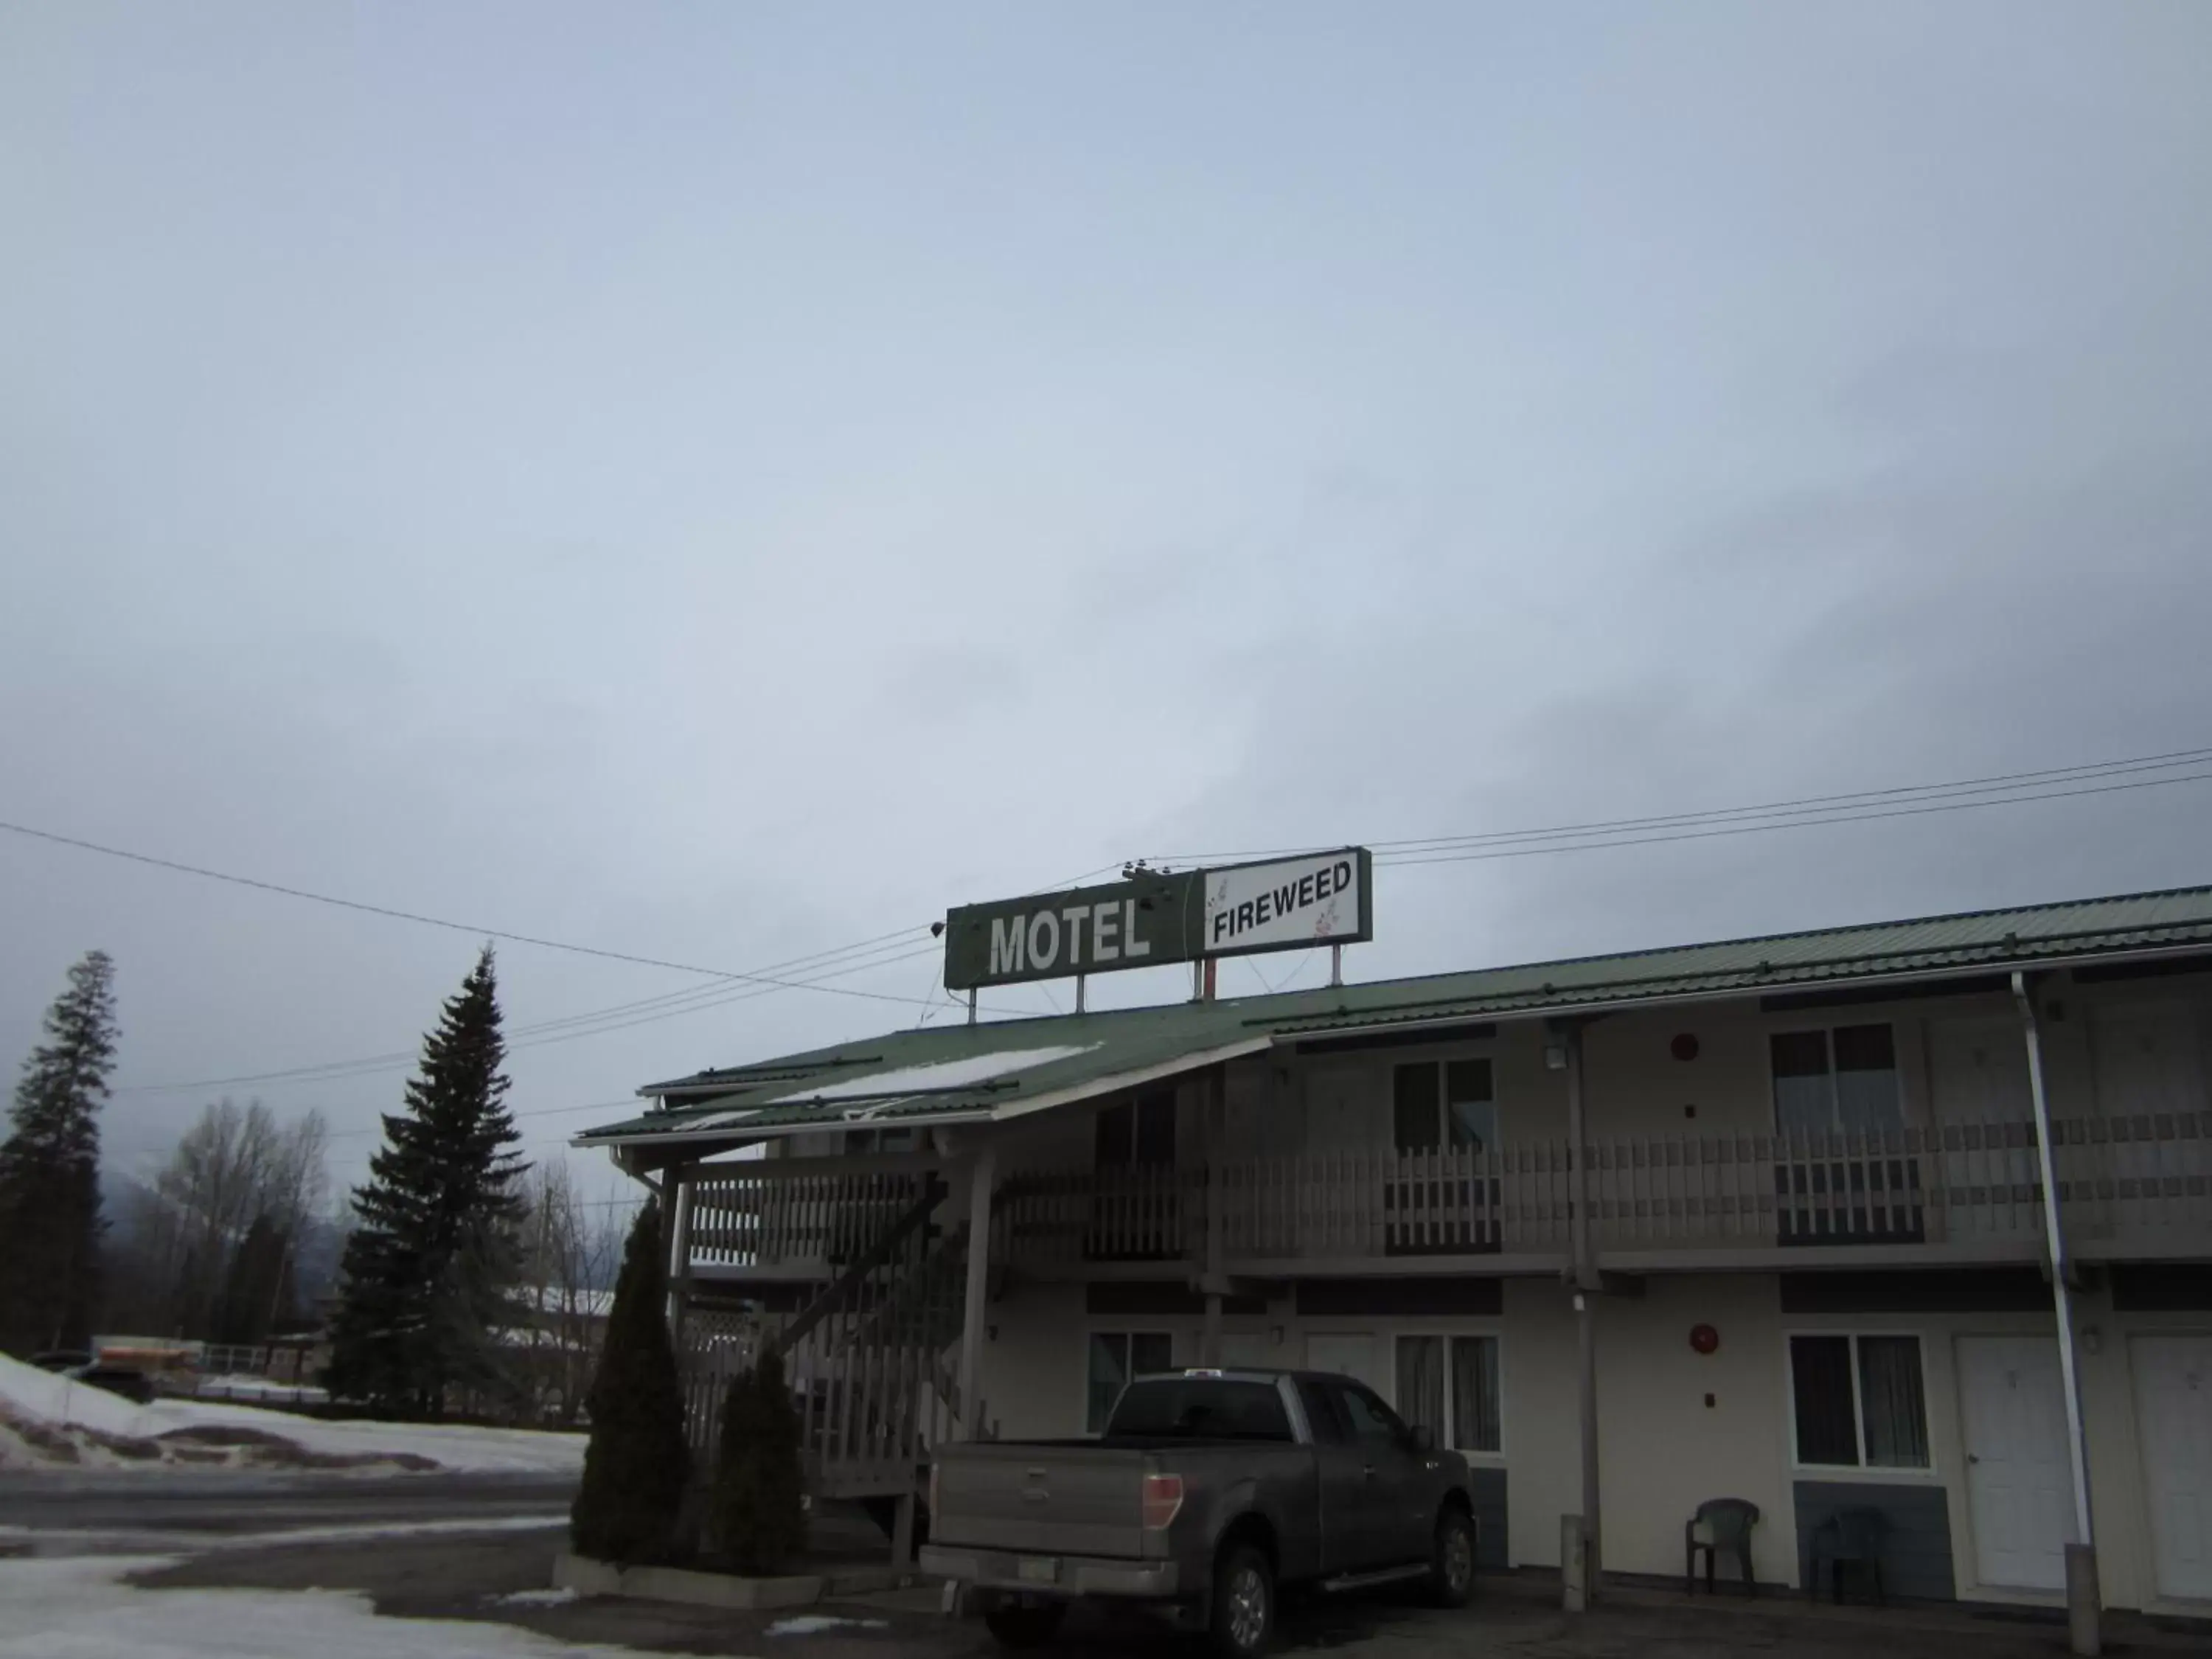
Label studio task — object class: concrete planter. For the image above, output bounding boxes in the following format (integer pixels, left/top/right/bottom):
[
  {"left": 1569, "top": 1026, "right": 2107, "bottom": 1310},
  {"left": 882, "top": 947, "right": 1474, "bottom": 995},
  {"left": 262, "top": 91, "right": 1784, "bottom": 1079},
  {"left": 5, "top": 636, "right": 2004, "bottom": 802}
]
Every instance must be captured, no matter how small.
[{"left": 552, "top": 1551, "right": 916, "bottom": 1610}]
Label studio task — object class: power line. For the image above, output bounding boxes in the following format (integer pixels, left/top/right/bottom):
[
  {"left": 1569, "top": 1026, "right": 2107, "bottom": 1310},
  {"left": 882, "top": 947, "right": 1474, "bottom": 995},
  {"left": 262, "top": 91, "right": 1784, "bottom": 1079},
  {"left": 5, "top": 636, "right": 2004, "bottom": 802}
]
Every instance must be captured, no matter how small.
[
  {"left": 1377, "top": 766, "right": 2212, "bottom": 867},
  {"left": 116, "top": 939, "right": 948, "bottom": 1098},
  {"left": 321, "top": 1096, "right": 644, "bottom": 1141},
  {"left": 1141, "top": 745, "right": 2212, "bottom": 866},
  {"left": 0, "top": 816, "right": 960, "bottom": 1009}
]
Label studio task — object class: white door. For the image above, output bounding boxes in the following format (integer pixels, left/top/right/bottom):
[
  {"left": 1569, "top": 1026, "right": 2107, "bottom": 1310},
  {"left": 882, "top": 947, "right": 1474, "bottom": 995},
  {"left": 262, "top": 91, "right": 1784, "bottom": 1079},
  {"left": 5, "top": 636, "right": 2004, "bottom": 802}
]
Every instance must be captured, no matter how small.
[
  {"left": 1304, "top": 1332, "right": 1386, "bottom": 1394},
  {"left": 1960, "top": 1335, "right": 2079, "bottom": 1590},
  {"left": 2135, "top": 1335, "right": 2212, "bottom": 1601}
]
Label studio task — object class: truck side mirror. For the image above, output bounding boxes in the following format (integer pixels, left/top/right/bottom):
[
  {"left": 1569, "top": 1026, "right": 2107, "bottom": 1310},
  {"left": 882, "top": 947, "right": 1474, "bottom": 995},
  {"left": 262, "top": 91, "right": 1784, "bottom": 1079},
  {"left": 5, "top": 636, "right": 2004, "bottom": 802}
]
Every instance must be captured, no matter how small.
[{"left": 1411, "top": 1424, "right": 1435, "bottom": 1453}]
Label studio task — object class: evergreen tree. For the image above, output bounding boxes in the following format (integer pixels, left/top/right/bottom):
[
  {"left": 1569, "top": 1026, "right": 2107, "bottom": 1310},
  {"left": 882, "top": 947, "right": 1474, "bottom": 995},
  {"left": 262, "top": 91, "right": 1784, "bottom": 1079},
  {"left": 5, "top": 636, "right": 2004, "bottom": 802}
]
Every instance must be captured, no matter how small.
[
  {"left": 571, "top": 1198, "right": 690, "bottom": 1565},
  {"left": 0, "top": 951, "right": 118, "bottom": 1356},
  {"left": 710, "top": 1346, "right": 807, "bottom": 1574},
  {"left": 325, "top": 947, "right": 526, "bottom": 1416}
]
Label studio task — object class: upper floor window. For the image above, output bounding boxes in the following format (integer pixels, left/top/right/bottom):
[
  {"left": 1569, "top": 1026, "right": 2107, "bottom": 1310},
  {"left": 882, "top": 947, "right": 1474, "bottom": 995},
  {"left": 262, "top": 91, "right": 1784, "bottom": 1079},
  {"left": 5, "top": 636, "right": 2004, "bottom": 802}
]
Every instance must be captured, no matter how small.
[
  {"left": 842, "top": 1125, "right": 918, "bottom": 1154},
  {"left": 1096, "top": 1087, "right": 1176, "bottom": 1166},
  {"left": 1771, "top": 1024, "right": 1902, "bottom": 1135},
  {"left": 1393, "top": 1058, "right": 1496, "bottom": 1152}
]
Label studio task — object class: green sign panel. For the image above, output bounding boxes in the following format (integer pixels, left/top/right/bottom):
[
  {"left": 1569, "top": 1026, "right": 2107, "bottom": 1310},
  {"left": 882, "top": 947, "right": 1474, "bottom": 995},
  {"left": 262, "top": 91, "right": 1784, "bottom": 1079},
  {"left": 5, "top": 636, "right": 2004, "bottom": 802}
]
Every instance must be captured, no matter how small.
[
  {"left": 943, "top": 871, "right": 1202, "bottom": 991},
  {"left": 944, "top": 849, "right": 1374, "bottom": 992}
]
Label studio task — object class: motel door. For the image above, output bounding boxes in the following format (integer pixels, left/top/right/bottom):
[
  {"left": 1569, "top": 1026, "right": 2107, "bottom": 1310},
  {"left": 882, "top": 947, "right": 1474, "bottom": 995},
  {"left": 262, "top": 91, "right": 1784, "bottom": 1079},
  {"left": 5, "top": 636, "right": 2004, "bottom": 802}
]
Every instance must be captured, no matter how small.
[
  {"left": 2135, "top": 1335, "right": 2212, "bottom": 1601},
  {"left": 1959, "top": 1335, "right": 2079, "bottom": 1591}
]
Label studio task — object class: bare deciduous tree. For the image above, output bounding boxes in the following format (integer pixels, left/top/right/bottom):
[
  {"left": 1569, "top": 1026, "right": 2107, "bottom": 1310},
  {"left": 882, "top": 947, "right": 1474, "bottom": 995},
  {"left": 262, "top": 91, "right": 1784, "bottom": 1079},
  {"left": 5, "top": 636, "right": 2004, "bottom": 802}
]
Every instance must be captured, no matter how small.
[
  {"left": 109, "top": 1099, "right": 330, "bottom": 1346},
  {"left": 517, "top": 1161, "right": 621, "bottom": 1424}
]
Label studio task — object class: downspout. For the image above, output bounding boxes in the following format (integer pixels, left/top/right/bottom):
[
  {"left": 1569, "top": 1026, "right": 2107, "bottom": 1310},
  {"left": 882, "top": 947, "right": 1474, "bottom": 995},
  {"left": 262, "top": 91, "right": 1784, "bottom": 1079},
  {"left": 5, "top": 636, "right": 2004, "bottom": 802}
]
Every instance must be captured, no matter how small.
[{"left": 2013, "top": 970, "right": 2099, "bottom": 1655}]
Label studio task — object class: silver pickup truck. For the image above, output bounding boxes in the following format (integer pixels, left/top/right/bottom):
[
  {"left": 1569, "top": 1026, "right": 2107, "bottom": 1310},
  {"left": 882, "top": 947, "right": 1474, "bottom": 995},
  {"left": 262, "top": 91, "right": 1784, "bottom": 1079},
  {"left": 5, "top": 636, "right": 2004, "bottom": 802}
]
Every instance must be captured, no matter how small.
[{"left": 919, "top": 1368, "right": 1478, "bottom": 1655}]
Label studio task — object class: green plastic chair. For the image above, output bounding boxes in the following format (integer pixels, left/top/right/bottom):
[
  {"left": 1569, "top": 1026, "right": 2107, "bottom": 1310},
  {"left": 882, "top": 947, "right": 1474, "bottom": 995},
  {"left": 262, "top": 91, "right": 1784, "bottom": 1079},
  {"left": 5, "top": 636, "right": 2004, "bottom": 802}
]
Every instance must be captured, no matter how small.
[
  {"left": 1809, "top": 1507, "right": 1890, "bottom": 1604},
  {"left": 1685, "top": 1498, "right": 1760, "bottom": 1596}
]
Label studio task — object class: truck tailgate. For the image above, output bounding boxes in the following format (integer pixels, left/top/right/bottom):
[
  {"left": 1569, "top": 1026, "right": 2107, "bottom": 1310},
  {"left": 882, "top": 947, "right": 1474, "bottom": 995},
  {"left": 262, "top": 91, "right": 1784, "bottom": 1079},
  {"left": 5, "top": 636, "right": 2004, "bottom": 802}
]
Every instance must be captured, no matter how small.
[{"left": 934, "top": 1444, "right": 1152, "bottom": 1559}]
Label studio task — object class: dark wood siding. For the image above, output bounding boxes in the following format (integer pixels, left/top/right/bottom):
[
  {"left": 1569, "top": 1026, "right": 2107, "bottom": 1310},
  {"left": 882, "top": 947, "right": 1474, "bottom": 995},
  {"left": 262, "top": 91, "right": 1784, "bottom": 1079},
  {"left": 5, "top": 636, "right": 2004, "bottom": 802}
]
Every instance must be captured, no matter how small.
[
  {"left": 1085, "top": 1281, "right": 1268, "bottom": 1317},
  {"left": 2112, "top": 1263, "right": 2212, "bottom": 1311},
  {"left": 1779, "top": 1269, "right": 2051, "bottom": 1314},
  {"left": 1793, "top": 1480, "right": 1955, "bottom": 1601},
  {"left": 1295, "top": 1277, "right": 1503, "bottom": 1317},
  {"left": 1468, "top": 1466, "right": 1508, "bottom": 1569}
]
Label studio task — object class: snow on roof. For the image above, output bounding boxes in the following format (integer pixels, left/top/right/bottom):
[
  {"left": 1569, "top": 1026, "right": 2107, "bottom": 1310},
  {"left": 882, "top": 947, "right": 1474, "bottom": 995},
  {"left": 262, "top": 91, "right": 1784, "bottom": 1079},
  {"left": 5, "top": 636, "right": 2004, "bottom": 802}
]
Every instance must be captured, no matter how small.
[{"left": 762, "top": 1044, "right": 1097, "bottom": 1107}]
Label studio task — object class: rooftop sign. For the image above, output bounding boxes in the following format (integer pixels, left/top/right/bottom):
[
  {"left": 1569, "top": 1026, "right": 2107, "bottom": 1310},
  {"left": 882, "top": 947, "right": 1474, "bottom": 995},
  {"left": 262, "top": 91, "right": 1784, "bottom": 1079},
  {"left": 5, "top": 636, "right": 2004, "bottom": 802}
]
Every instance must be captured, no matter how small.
[{"left": 942, "top": 849, "right": 1372, "bottom": 992}]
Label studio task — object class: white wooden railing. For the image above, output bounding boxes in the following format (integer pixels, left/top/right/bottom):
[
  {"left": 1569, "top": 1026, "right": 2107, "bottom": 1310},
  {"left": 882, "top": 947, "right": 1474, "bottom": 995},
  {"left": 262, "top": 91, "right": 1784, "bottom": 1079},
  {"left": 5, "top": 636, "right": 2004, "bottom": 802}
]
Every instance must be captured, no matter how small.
[
  {"left": 688, "top": 1170, "right": 928, "bottom": 1270},
  {"left": 987, "top": 1113, "right": 2208, "bottom": 1267}
]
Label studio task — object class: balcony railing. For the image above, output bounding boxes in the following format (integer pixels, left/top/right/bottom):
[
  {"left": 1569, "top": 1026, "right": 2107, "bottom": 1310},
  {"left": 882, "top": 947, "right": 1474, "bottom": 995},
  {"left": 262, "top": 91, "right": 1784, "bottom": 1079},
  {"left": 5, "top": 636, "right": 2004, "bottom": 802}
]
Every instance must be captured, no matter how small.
[
  {"left": 686, "top": 1112, "right": 2208, "bottom": 1276},
  {"left": 1001, "top": 1114, "right": 2208, "bottom": 1268},
  {"left": 688, "top": 1170, "right": 929, "bottom": 1271}
]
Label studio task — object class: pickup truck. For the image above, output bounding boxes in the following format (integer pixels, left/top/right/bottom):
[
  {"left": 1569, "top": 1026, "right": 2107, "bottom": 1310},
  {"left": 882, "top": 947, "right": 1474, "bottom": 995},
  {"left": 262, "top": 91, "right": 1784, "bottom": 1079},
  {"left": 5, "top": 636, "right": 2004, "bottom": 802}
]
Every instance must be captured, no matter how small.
[{"left": 919, "top": 1368, "right": 1478, "bottom": 1655}]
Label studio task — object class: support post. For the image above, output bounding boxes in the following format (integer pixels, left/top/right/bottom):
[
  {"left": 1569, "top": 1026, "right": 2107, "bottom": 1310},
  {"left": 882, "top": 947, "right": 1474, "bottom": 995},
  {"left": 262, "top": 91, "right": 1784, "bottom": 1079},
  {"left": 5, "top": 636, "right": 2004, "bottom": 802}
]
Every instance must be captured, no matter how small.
[
  {"left": 1075, "top": 973, "right": 1086, "bottom": 1015},
  {"left": 2014, "top": 971, "right": 2098, "bottom": 1654},
  {"left": 1561, "top": 1514, "right": 1589, "bottom": 1613},
  {"left": 957, "top": 1144, "right": 998, "bottom": 1440},
  {"left": 1201, "top": 1067, "right": 1225, "bottom": 1366},
  {"left": 966, "top": 989, "right": 977, "bottom": 1026},
  {"left": 1560, "top": 1022, "right": 1601, "bottom": 1596},
  {"left": 664, "top": 1168, "right": 695, "bottom": 1346},
  {"left": 1329, "top": 943, "right": 1343, "bottom": 989}
]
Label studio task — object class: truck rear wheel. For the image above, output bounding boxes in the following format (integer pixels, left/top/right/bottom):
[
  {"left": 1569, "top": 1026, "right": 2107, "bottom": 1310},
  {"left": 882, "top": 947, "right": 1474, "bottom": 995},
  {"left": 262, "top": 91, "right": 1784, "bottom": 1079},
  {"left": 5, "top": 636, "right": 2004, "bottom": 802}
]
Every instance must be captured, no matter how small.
[
  {"left": 982, "top": 1598, "right": 1065, "bottom": 1649},
  {"left": 1211, "top": 1543, "right": 1276, "bottom": 1657}
]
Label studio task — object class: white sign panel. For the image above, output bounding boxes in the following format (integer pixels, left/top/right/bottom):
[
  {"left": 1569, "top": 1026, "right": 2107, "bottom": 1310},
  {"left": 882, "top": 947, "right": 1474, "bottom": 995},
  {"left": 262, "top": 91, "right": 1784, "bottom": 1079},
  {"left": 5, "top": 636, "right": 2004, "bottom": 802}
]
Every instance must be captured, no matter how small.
[{"left": 1203, "top": 849, "right": 1369, "bottom": 956}]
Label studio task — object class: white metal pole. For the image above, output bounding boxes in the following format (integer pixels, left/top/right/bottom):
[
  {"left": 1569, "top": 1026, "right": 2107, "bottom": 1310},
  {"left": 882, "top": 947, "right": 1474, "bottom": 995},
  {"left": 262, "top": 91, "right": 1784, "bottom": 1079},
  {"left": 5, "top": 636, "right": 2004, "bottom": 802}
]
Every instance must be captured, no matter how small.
[
  {"left": 2014, "top": 971, "right": 2098, "bottom": 1655},
  {"left": 1329, "top": 943, "right": 1343, "bottom": 989}
]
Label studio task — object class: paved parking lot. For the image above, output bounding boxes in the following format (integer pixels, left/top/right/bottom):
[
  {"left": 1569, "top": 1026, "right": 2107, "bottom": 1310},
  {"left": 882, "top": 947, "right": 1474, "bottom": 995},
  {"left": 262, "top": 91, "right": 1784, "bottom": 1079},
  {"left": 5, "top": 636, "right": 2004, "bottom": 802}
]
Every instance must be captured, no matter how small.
[{"left": 130, "top": 1527, "right": 2209, "bottom": 1659}]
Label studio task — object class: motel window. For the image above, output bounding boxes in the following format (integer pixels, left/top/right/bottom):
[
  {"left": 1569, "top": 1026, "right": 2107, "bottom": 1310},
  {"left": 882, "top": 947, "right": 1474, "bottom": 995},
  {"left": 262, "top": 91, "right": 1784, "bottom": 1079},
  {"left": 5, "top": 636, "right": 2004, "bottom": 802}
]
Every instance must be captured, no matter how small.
[
  {"left": 1394, "top": 1334, "right": 1503, "bottom": 1454},
  {"left": 1096, "top": 1088, "right": 1177, "bottom": 1167},
  {"left": 1391, "top": 1059, "right": 1497, "bottom": 1154},
  {"left": 841, "top": 1126, "right": 919, "bottom": 1154},
  {"left": 1087, "top": 1331, "right": 1173, "bottom": 1433},
  {"left": 1771, "top": 1024, "right": 1904, "bottom": 1136},
  {"left": 1789, "top": 1334, "right": 1930, "bottom": 1469}
]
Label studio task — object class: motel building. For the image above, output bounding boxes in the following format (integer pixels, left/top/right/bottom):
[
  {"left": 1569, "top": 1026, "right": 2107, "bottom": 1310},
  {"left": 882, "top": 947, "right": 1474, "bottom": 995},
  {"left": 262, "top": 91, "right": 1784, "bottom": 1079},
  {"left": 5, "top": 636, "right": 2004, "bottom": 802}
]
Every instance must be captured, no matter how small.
[{"left": 575, "top": 863, "right": 2212, "bottom": 1630}]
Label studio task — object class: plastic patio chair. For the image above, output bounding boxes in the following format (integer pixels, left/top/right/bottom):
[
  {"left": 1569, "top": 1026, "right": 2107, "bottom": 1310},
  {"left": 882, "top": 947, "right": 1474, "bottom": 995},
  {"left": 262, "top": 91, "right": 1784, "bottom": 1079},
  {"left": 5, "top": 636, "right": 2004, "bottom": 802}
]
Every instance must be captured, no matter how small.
[
  {"left": 1684, "top": 1498, "right": 1761, "bottom": 1596},
  {"left": 1808, "top": 1507, "right": 1890, "bottom": 1604}
]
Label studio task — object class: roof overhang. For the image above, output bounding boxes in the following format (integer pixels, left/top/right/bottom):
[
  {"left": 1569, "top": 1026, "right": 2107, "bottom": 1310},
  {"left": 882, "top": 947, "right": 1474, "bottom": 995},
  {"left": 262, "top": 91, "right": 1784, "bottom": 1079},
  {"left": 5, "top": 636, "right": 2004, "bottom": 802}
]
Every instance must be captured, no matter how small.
[{"left": 571, "top": 1034, "right": 1276, "bottom": 1154}]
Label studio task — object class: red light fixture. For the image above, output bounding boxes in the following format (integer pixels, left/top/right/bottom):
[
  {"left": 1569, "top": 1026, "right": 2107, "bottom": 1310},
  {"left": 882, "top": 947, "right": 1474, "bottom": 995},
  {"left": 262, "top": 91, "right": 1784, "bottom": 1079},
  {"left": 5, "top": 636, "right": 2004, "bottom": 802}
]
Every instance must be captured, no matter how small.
[
  {"left": 1671, "top": 1033, "right": 1700, "bottom": 1062},
  {"left": 1690, "top": 1324, "right": 1720, "bottom": 1355}
]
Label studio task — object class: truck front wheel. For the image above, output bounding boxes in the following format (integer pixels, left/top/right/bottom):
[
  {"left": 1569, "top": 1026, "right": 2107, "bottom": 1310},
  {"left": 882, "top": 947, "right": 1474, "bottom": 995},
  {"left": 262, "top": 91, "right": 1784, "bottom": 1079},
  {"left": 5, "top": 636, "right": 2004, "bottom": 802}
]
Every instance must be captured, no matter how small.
[
  {"left": 1211, "top": 1543, "right": 1276, "bottom": 1657},
  {"left": 1429, "top": 1507, "right": 1478, "bottom": 1607},
  {"left": 982, "top": 1598, "right": 1065, "bottom": 1649}
]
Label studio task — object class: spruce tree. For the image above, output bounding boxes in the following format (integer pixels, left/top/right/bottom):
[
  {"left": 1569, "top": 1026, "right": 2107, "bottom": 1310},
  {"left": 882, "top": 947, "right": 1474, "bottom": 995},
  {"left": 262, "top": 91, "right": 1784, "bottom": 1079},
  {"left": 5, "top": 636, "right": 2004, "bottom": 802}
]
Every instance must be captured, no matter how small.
[
  {"left": 710, "top": 1346, "right": 807, "bottom": 1574},
  {"left": 571, "top": 1197, "right": 691, "bottom": 1565},
  {"left": 325, "top": 946, "right": 527, "bottom": 1416},
  {"left": 0, "top": 951, "right": 118, "bottom": 1356}
]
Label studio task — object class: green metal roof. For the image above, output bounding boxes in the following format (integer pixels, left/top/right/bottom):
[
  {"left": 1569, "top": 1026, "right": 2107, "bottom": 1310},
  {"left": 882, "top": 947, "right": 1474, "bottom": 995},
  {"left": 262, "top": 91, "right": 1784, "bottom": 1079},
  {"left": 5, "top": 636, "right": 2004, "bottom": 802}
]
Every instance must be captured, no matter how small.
[{"left": 574, "top": 883, "right": 2212, "bottom": 1150}]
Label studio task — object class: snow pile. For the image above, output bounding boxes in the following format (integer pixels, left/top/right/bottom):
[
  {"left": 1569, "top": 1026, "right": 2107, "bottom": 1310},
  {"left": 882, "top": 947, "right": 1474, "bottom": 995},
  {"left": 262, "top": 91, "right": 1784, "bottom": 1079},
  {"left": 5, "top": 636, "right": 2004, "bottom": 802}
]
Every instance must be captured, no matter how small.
[
  {"left": 0, "top": 1554, "right": 655, "bottom": 1659},
  {"left": 765, "top": 1614, "right": 888, "bottom": 1635},
  {"left": 0, "top": 1352, "right": 586, "bottom": 1476},
  {"left": 490, "top": 1586, "right": 582, "bottom": 1607}
]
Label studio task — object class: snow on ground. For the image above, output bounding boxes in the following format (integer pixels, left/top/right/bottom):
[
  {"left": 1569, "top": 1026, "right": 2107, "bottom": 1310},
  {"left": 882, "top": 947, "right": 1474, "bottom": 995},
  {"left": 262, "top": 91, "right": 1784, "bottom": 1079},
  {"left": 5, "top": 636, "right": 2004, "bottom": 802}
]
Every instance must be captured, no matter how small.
[
  {"left": 487, "top": 1586, "right": 581, "bottom": 1607},
  {"left": 0, "top": 1554, "right": 668, "bottom": 1659},
  {"left": 0, "top": 1352, "right": 585, "bottom": 1476},
  {"left": 765, "top": 1615, "right": 888, "bottom": 1635}
]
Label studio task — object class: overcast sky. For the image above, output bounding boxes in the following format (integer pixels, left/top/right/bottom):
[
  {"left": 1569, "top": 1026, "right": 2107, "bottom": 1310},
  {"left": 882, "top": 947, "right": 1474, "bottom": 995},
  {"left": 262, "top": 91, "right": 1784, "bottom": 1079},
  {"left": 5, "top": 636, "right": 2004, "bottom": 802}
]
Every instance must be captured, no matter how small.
[{"left": 4, "top": 3, "right": 2211, "bottom": 1202}]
